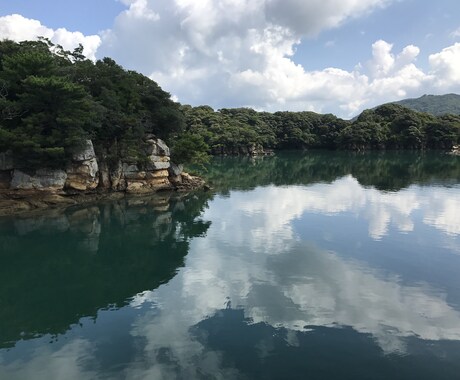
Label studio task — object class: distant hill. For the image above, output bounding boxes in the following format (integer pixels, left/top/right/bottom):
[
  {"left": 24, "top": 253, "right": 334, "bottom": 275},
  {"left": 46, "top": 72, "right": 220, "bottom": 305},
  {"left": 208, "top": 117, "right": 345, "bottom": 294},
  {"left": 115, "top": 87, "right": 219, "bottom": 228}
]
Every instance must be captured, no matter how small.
[{"left": 393, "top": 94, "right": 460, "bottom": 116}]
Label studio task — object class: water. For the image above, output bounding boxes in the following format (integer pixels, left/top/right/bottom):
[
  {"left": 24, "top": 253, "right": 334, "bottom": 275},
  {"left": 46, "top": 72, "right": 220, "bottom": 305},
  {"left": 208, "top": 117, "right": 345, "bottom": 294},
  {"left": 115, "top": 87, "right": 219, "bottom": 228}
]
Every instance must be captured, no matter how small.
[{"left": 1, "top": 151, "right": 460, "bottom": 379}]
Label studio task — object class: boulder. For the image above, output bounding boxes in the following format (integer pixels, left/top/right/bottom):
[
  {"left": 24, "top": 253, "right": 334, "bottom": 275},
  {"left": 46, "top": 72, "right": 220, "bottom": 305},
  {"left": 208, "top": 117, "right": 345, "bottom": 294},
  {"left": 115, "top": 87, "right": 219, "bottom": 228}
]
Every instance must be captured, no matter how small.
[
  {"left": 145, "top": 137, "right": 170, "bottom": 156},
  {"left": 168, "top": 163, "right": 183, "bottom": 177},
  {"left": 10, "top": 169, "right": 67, "bottom": 190}
]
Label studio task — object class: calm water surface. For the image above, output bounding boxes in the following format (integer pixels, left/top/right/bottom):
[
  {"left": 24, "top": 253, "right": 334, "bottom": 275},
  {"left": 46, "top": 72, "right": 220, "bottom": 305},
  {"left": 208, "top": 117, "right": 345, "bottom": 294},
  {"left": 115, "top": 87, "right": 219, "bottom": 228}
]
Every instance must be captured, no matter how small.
[{"left": 1, "top": 152, "right": 460, "bottom": 379}]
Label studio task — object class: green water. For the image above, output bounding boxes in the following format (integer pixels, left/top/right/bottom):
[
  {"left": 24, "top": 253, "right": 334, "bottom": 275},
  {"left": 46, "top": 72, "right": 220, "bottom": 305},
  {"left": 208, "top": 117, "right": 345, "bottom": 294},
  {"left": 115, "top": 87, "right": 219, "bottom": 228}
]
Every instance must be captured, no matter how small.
[{"left": 1, "top": 151, "right": 460, "bottom": 379}]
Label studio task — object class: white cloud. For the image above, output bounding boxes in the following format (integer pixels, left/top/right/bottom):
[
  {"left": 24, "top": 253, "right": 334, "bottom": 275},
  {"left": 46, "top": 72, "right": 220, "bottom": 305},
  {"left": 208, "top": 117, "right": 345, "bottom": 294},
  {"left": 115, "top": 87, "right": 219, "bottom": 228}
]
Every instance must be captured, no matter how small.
[
  {"left": 264, "top": 0, "right": 392, "bottom": 37},
  {"left": 95, "top": 0, "right": 460, "bottom": 117},
  {"left": 0, "top": 14, "right": 101, "bottom": 60},
  {"left": 3, "top": 2, "right": 460, "bottom": 118},
  {"left": 429, "top": 43, "right": 460, "bottom": 88}
]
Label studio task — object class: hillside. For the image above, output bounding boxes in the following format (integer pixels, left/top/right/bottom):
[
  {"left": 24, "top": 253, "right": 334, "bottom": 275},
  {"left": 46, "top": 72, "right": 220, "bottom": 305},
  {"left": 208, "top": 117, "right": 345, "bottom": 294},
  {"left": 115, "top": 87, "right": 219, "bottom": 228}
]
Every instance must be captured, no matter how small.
[{"left": 393, "top": 94, "right": 460, "bottom": 116}]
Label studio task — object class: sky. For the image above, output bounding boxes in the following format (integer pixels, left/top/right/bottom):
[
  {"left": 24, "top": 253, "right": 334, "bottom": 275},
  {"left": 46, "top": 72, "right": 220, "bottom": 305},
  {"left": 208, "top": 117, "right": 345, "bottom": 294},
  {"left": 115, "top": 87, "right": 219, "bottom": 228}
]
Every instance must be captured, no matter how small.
[{"left": 0, "top": 0, "right": 460, "bottom": 118}]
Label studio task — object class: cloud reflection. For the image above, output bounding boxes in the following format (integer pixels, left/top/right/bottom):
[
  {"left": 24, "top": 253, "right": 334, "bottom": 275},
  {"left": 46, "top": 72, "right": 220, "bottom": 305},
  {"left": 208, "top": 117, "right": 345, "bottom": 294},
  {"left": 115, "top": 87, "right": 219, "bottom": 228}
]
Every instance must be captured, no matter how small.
[
  {"left": 1, "top": 176, "right": 460, "bottom": 378},
  {"left": 125, "top": 176, "right": 460, "bottom": 374}
]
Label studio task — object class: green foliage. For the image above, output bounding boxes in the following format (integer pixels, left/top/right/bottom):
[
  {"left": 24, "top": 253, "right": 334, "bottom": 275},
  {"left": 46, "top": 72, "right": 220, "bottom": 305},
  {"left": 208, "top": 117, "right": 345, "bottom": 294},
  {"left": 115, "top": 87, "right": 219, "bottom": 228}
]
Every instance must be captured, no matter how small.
[
  {"left": 1, "top": 39, "right": 458, "bottom": 171},
  {"left": 394, "top": 94, "right": 460, "bottom": 116},
  {"left": 171, "top": 132, "right": 210, "bottom": 167},
  {"left": 0, "top": 39, "right": 184, "bottom": 169},
  {"left": 174, "top": 102, "right": 459, "bottom": 154}
]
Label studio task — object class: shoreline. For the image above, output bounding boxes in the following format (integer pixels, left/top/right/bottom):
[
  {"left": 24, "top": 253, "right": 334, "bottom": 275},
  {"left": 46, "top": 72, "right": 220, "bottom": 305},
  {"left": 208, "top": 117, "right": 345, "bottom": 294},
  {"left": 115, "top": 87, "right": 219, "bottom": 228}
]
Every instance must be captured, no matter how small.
[{"left": 0, "top": 173, "right": 207, "bottom": 217}]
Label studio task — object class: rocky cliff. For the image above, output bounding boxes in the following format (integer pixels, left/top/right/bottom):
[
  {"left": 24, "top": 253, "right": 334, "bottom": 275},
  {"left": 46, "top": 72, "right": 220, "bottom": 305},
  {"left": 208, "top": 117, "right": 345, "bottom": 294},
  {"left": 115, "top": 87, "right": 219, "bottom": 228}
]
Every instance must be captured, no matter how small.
[{"left": 0, "top": 136, "right": 204, "bottom": 215}]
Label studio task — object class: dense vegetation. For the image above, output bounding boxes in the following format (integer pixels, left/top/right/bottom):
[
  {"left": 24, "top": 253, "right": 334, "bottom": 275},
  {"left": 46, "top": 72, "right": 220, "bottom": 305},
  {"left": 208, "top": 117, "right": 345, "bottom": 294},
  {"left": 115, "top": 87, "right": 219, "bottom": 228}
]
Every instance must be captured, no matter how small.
[
  {"left": 0, "top": 39, "right": 184, "bottom": 169},
  {"left": 1, "top": 39, "right": 459, "bottom": 171},
  {"left": 394, "top": 94, "right": 460, "bottom": 116},
  {"left": 180, "top": 102, "right": 460, "bottom": 155}
]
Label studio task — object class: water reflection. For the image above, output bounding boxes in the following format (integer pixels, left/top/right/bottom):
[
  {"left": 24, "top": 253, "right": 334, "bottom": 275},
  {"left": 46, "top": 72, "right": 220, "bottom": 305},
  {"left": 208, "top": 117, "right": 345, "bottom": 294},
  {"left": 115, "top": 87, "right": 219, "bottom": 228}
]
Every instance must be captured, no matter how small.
[
  {"left": 0, "top": 192, "right": 211, "bottom": 349},
  {"left": 214, "top": 177, "right": 460, "bottom": 240},
  {"left": 1, "top": 152, "right": 460, "bottom": 379},
  {"left": 204, "top": 151, "right": 460, "bottom": 192}
]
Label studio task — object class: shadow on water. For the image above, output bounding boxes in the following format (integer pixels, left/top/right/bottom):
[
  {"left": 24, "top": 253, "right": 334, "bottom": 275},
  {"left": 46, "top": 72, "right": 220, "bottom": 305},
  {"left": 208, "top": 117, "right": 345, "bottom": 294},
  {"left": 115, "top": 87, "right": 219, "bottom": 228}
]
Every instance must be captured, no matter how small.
[
  {"left": 201, "top": 151, "right": 460, "bottom": 193},
  {"left": 0, "top": 191, "right": 212, "bottom": 349}
]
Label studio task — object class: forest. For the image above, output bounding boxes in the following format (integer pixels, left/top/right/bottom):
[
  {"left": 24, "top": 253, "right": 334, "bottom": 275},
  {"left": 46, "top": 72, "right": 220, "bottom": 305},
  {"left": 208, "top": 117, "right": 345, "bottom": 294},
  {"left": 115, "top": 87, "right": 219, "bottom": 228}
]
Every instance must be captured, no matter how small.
[{"left": 1, "top": 39, "right": 459, "bottom": 169}]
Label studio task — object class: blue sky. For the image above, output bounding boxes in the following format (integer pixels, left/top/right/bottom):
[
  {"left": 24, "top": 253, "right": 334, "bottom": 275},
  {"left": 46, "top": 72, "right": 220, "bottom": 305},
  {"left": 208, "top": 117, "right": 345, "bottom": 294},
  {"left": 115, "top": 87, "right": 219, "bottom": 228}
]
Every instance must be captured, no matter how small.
[
  {"left": 1, "top": 0, "right": 460, "bottom": 117},
  {"left": 0, "top": 0, "right": 125, "bottom": 34}
]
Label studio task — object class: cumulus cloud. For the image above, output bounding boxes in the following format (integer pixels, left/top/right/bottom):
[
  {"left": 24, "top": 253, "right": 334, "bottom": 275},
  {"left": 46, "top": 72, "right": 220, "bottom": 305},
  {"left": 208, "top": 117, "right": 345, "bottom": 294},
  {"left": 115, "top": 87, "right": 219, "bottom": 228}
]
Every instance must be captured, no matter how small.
[
  {"left": 0, "top": 14, "right": 101, "bottom": 60},
  {"left": 429, "top": 43, "right": 460, "bottom": 88},
  {"left": 95, "top": 0, "right": 460, "bottom": 117},
  {"left": 3, "top": 1, "right": 460, "bottom": 117}
]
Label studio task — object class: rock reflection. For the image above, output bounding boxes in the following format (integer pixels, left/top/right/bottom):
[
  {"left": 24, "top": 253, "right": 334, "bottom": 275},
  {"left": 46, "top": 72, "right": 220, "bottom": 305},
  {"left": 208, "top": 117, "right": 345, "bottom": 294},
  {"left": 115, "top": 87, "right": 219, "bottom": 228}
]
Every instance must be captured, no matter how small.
[{"left": 0, "top": 191, "right": 211, "bottom": 348}]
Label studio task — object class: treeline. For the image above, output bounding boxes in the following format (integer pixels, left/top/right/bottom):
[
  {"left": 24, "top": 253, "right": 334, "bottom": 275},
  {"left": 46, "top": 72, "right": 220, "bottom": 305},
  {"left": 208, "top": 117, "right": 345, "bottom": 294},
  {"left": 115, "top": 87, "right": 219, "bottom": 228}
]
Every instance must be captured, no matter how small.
[
  {"left": 394, "top": 94, "right": 460, "bottom": 116},
  {"left": 0, "top": 39, "right": 184, "bottom": 169},
  {"left": 1, "top": 39, "right": 459, "bottom": 170},
  {"left": 179, "top": 103, "right": 460, "bottom": 156}
]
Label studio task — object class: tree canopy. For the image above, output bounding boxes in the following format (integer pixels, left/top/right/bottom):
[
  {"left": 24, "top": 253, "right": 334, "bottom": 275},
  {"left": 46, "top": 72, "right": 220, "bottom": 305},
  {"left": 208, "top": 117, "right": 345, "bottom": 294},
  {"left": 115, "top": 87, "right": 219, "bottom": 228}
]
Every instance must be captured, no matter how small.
[
  {"left": 1, "top": 39, "right": 459, "bottom": 171},
  {"left": 0, "top": 39, "right": 183, "bottom": 169}
]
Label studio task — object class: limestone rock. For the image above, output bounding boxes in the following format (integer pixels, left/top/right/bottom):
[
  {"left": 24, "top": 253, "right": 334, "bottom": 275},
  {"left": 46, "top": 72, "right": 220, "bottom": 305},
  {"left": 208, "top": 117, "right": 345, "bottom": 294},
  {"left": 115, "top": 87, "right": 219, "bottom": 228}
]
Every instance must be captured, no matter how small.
[
  {"left": 126, "top": 181, "right": 149, "bottom": 193},
  {"left": 147, "top": 161, "right": 171, "bottom": 170},
  {"left": 145, "top": 137, "right": 170, "bottom": 157},
  {"left": 66, "top": 157, "right": 99, "bottom": 191},
  {"left": 110, "top": 161, "right": 126, "bottom": 191},
  {"left": 11, "top": 169, "right": 67, "bottom": 190},
  {"left": 122, "top": 164, "right": 147, "bottom": 180},
  {"left": 146, "top": 177, "right": 171, "bottom": 189},
  {"left": 65, "top": 140, "right": 99, "bottom": 191},
  {"left": 168, "top": 163, "right": 183, "bottom": 177},
  {"left": 98, "top": 161, "right": 111, "bottom": 189},
  {"left": 149, "top": 155, "right": 170, "bottom": 162},
  {"left": 71, "top": 140, "right": 97, "bottom": 161},
  {"left": 176, "top": 172, "right": 205, "bottom": 191}
]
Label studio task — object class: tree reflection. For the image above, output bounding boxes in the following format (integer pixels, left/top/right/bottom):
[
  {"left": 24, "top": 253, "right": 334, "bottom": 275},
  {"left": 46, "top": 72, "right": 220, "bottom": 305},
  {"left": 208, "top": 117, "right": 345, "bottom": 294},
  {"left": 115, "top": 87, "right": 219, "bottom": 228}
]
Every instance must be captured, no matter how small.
[
  {"left": 202, "top": 151, "right": 460, "bottom": 193},
  {"left": 0, "top": 191, "right": 211, "bottom": 348}
]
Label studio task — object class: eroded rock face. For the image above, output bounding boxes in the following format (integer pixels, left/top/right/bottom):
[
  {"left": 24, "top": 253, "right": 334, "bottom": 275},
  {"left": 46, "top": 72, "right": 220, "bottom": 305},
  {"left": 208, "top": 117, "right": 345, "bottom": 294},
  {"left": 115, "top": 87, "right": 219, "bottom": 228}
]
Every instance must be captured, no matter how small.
[
  {"left": 65, "top": 140, "right": 99, "bottom": 191},
  {"left": 145, "top": 135, "right": 170, "bottom": 157},
  {"left": 0, "top": 136, "right": 204, "bottom": 206},
  {"left": 168, "top": 163, "right": 183, "bottom": 177},
  {"left": 145, "top": 137, "right": 171, "bottom": 171},
  {"left": 116, "top": 137, "right": 175, "bottom": 193},
  {"left": 10, "top": 169, "right": 67, "bottom": 190}
]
